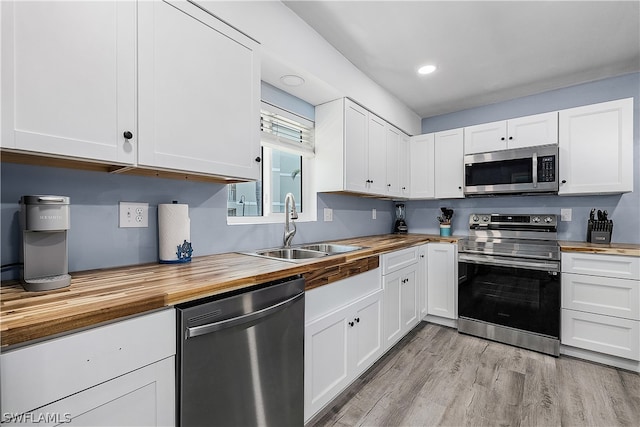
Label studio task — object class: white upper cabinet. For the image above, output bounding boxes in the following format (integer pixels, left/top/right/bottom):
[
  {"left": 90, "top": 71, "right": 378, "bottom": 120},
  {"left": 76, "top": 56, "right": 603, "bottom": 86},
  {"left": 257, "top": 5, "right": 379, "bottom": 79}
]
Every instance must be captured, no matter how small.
[
  {"left": 385, "top": 125, "right": 402, "bottom": 197},
  {"left": 464, "top": 112, "right": 558, "bottom": 154},
  {"left": 399, "top": 133, "right": 411, "bottom": 198},
  {"left": 316, "top": 98, "right": 408, "bottom": 197},
  {"left": 434, "top": 128, "right": 465, "bottom": 199},
  {"left": 1, "top": 0, "right": 137, "bottom": 164},
  {"left": 138, "top": 0, "right": 260, "bottom": 180},
  {"left": 464, "top": 121, "right": 507, "bottom": 154},
  {"left": 2, "top": 0, "right": 261, "bottom": 181},
  {"left": 558, "top": 98, "right": 633, "bottom": 195},
  {"left": 409, "top": 133, "right": 435, "bottom": 199},
  {"left": 367, "top": 114, "right": 388, "bottom": 195}
]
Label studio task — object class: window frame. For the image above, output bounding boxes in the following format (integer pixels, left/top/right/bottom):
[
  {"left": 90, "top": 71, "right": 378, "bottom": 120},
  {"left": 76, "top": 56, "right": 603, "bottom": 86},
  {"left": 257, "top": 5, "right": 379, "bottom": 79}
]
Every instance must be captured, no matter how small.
[{"left": 227, "top": 105, "right": 316, "bottom": 225}]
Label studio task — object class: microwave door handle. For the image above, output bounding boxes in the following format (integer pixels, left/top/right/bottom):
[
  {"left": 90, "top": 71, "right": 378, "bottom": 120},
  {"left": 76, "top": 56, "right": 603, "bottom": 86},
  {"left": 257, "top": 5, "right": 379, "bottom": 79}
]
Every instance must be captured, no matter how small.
[{"left": 532, "top": 152, "right": 538, "bottom": 188}]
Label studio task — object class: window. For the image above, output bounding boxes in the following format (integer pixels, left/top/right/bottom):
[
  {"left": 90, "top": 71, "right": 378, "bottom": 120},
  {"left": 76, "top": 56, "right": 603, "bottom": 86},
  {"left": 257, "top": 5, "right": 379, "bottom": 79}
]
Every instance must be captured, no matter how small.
[{"left": 227, "top": 102, "right": 315, "bottom": 224}]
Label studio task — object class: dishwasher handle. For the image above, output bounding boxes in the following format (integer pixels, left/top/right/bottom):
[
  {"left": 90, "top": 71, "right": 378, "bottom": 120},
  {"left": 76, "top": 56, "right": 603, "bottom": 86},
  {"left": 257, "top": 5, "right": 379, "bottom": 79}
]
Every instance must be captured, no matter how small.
[{"left": 185, "top": 291, "right": 304, "bottom": 339}]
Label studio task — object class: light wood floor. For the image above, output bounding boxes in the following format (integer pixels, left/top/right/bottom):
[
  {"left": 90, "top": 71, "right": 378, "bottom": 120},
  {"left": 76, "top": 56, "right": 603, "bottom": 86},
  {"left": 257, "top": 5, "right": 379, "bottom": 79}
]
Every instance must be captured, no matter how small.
[{"left": 310, "top": 322, "right": 640, "bottom": 427}]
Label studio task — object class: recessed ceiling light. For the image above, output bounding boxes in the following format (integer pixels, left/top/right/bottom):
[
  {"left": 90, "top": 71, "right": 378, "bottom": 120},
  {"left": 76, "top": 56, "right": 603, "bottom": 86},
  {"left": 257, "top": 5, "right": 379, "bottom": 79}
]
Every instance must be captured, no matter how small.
[
  {"left": 280, "top": 74, "right": 305, "bottom": 87},
  {"left": 417, "top": 64, "right": 437, "bottom": 75}
]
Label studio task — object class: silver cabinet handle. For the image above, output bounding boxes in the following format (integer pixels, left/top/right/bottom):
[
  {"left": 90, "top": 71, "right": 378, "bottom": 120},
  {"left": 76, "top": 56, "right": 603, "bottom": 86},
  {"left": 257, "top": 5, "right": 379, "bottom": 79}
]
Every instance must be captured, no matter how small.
[{"left": 185, "top": 291, "right": 304, "bottom": 339}]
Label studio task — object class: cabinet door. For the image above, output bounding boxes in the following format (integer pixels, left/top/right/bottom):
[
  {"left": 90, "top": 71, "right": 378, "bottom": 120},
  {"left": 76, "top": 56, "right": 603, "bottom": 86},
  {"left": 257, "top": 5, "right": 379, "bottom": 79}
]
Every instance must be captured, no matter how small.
[
  {"left": 304, "top": 306, "right": 351, "bottom": 420},
  {"left": 368, "top": 114, "right": 388, "bottom": 195},
  {"left": 401, "top": 267, "right": 419, "bottom": 333},
  {"left": 558, "top": 98, "right": 633, "bottom": 195},
  {"left": 562, "top": 309, "right": 640, "bottom": 361},
  {"left": 1, "top": 1, "right": 136, "bottom": 164},
  {"left": 427, "top": 243, "right": 458, "bottom": 319},
  {"left": 385, "top": 125, "right": 401, "bottom": 197},
  {"left": 20, "top": 357, "right": 175, "bottom": 427},
  {"left": 463, "top": 120, "right": 507, "bottom": 154},
  {"left": 350, "top": 291, "right": 383, "bottom": 377},
  {"left": 418, "top": 246, "right": 428, "bottom": 320},
  {"left": 410, "top": 134, "right": 435, "bottom": 199},
  {"left": 344, "top": 100, "right": 370, "bottom": 193},
  {"left": 138, "top": 0, "right": 260, "bottom": 180},
  {"left": 434, "top": 129, "right": 465, "bottom": 199},
  {"left": 399, "top": 133, "right": 411, "bottom": 197},
  {"left": 507, "top": 111, "right": 558, "bottom": 149},
  {"left": 383, "top": 270, "right": 403, "bottom": 350}
]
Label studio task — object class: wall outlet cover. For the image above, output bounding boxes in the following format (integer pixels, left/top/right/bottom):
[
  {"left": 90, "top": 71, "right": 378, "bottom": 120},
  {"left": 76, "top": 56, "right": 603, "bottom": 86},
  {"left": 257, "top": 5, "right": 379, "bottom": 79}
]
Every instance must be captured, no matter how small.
[
  {"left": 119, "top": 202, "right": 149, "bottom": 228},
  {"left": 560, "top": 208, "right": 572, "bottom": 222},
  {"left": 323, "top": 208, "right": 333, "bottom": 222},
  {"left": 372, "top": 208, "right": 377, "bottom": 220}
]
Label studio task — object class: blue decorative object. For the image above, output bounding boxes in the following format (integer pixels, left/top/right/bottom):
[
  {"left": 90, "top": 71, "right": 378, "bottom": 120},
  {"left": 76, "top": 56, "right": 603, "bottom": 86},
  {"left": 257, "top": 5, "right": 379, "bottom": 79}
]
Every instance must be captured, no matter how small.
[{"left": 160, "top": 240, "right": 193, "bottom": 264}]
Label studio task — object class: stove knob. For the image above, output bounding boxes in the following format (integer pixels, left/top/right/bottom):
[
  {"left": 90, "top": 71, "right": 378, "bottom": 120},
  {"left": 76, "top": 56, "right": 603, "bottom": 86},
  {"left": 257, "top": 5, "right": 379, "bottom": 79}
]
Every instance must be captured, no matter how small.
[
  {"left": 544, "top": 216, "right": 554, "bottom": 223},
  {"left": 472, "top": 215, "right": 479, "bottom": 222},
  {"left": 482, "top": 216, "right": 490, "bottom": 222},
  {"left": 532, "top": 216, "right": 541, "bottom": 223}
]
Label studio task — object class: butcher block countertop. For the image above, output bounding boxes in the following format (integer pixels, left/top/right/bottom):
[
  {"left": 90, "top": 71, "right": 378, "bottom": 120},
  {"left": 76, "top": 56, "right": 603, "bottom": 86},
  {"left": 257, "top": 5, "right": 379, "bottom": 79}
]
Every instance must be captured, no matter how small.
[
  {"left": 1, "top": 234, "right": 458, "bottom": 348},
  {"left": 559, "top": 241, "right": 640, "bottom": 257}
]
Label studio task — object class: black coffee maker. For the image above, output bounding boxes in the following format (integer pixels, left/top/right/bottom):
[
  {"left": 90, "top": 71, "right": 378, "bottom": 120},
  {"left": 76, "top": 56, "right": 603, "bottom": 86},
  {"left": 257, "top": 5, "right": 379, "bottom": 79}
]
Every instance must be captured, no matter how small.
[{"left": 393, "top": 203, "right": 408, "bottom": 233}]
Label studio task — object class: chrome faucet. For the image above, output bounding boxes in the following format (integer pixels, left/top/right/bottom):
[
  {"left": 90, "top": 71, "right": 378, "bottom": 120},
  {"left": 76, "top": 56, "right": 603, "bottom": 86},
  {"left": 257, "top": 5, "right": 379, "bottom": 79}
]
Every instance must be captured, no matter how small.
[{"left": 283, "top": 193, "right": 299, "bottom": 247}]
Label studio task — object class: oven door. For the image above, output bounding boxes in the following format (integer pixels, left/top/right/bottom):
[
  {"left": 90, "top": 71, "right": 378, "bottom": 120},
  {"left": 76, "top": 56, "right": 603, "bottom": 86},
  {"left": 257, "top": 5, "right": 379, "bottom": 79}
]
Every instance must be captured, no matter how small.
[{"left": 458, "top": 253, "right": 560, "bottom": 338}]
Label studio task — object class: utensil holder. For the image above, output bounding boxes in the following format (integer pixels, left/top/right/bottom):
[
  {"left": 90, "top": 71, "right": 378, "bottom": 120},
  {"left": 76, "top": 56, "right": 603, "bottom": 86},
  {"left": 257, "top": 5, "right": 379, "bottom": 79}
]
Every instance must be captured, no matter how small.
[
  {"left": 440, "top": 224, "right": 451, "bottom": 237},
  {"left": 587, "top": 220, "right": 613, "bottom": 244}
]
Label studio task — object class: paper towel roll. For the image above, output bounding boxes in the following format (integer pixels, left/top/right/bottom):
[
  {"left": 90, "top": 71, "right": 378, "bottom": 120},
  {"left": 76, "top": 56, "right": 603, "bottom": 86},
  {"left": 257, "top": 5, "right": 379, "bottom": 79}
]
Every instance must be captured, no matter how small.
[{"left": 158, "top": 203, "right": 192, "bottom": 263}]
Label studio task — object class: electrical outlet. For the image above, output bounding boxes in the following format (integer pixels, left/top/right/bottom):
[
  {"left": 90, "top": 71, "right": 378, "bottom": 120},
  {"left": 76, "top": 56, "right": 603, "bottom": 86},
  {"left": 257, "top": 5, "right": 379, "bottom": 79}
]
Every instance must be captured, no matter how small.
[
  {"left": 560, "top": 208, "right": 572, "bottom": 222},
  {"left": 372, "top": 208, "right": 377, "bottom": 220},
  {"left": 323, "top": 208, "right": 333, "bottom": 222},
  {"left": 119, "top": 202, "right": 149, "bottom": 228}
]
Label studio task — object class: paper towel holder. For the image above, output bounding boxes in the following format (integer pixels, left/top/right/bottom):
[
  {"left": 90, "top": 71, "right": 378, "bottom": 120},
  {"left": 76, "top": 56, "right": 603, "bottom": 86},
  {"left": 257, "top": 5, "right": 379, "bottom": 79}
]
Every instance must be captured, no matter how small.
[{"left": 158, "top": 202, "right": 193, "bottom": 264}]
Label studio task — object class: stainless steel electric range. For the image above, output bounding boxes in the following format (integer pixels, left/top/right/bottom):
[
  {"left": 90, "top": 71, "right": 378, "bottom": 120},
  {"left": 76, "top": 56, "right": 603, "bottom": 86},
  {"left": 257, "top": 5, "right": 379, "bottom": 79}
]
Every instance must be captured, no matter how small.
[{"left": 458, "top": 213, "right": 560, "bottom": 356}]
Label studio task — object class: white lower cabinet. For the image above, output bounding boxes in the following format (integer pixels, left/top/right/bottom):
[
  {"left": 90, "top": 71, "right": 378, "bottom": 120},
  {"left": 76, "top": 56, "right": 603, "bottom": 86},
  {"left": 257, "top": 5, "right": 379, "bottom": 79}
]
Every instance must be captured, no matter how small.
[
  {"left": 561, "top": 252, "right": 640, "bottom": 364},
  {"left": 0, "top": 309, "right": 176, "bottom": 426},
  {"left": 427, "top": 243, "right": 458, "bottom": 320},
  {"left": 304, "top": 269, "right": 382, "bottom": 422},
  {"left": 382, "top": 265, "right": 419, "bottom": 351}
]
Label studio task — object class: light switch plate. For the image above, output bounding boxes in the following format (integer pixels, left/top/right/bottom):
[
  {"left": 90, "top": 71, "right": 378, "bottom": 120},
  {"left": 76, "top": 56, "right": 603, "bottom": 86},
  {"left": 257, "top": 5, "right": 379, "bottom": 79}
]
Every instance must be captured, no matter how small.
[
  {"left": 560, "top": 208, "right": 572, "bottom": 222},
  {"left": 119, "top": 202, "right": 149, "bottom": 228}
]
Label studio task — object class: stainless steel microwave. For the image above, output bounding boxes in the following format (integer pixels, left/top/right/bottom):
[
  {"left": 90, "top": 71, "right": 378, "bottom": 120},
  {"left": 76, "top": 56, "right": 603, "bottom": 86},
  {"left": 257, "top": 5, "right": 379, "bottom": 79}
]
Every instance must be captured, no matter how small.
[{"left": 464, "top": 144, "right": 559, "bottom": 196}]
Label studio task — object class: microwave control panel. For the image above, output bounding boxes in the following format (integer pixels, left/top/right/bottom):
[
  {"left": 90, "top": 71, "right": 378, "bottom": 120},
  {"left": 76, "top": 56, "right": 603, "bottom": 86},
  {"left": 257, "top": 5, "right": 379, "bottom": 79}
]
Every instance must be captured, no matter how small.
[{"left": 538, "top": 156, "right": 556, "bottom": 182}]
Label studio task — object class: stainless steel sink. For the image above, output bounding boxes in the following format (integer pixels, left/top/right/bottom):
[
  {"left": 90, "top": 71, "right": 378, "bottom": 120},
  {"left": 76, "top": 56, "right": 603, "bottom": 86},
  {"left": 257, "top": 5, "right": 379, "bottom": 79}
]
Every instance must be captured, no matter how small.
[
  {"left": 252, "top": 248, "right": 329, "bottom": 261},
  {"left": 245, "top": 243, "right": 365, "bottom": 262},
  {"left": 296, "top": 243, "right": 364, "bottom": 254}
]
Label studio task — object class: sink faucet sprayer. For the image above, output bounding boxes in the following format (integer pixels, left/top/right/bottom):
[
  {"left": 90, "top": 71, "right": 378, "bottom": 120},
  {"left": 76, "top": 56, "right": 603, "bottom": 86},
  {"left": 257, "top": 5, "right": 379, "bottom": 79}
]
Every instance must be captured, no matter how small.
[{"left": 283, "top": 193, "right": 298, "bottom": 247}]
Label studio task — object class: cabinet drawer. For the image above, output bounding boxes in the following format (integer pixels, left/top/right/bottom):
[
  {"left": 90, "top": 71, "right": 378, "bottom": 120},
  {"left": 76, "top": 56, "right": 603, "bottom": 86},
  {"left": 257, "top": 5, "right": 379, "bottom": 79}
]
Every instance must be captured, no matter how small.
[
  {"left": 382, "top": 246, "right": 419, "bottom": 275},
  {"left": 562, "top": 252, "right": 640, "bottom": 280},
  {"left": 561, "top": 309, "right": 640, "bottom": 361},
  {"left": 1, "top": 308, "right": 176, "bottom": 416},
  {"left": 305, "top": 268, "right": 381, "bottom": 323},
  {"left": 562, "top": 273, "right": 639, "bottom": 320}
]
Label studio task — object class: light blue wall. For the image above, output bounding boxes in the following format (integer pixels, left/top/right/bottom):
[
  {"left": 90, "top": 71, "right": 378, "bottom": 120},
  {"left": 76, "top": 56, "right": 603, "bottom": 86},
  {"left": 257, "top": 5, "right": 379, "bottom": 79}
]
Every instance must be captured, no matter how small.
[
  {"left": 0, "top": 84, "right": 394, "bottom": 280},
  {"left": 411, "top": 73, "right": 640, "bottom": 244}
]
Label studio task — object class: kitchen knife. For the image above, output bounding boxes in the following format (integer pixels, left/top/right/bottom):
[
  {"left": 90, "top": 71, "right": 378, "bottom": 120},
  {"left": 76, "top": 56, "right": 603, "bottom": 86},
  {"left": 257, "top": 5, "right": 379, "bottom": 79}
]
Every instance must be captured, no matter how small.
[
  {"left": 597, "top": 210, "right": 603, "bottom": 221},
  {"left": 603, "top": 210, "right": 608, "bottom": 221},
  {"left": 589, "top": 209, "right": 595, "bottom": 221}
]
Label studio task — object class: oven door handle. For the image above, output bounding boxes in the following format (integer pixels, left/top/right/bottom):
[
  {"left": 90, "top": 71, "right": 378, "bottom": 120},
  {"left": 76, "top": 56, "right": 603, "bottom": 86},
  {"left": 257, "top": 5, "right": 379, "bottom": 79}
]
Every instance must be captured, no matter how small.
[{"left": 458, "top": 253, "right": 559, "bottom": 272}]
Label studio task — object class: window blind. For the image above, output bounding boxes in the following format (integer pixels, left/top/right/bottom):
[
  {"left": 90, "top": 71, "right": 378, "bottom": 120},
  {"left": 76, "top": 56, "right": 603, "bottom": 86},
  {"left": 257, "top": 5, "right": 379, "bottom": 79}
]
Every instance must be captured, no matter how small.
[{"left": 260, "top": 101, "right": 314, "bottom": 157}]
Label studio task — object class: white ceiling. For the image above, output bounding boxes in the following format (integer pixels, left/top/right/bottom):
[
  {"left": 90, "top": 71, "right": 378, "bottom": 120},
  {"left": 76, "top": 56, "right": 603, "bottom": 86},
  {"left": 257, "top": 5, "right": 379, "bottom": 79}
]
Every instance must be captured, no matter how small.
[{"left": 282, "top": 1, "right": 640, "bottom": 118}]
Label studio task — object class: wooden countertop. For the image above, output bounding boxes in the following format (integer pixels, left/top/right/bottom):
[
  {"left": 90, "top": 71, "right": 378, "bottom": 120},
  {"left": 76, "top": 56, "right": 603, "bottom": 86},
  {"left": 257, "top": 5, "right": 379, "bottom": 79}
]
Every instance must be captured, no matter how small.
[
  {"left": 0, "top": 234, "right": 457, "bottom": 348},
  {"left": 559, "top": 241, "right": 640, "bottom": 257}
]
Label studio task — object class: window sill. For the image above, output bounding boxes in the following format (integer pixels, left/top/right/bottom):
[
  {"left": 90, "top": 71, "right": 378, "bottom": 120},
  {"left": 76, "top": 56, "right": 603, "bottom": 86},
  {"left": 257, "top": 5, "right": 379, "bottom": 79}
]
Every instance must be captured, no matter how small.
[{"left": 227, "top": 213, "right": 317, "bottom": 226}]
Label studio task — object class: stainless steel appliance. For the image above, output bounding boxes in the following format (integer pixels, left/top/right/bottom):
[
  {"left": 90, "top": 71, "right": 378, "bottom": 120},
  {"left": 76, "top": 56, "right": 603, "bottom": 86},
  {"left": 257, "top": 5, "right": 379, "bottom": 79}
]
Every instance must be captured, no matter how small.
[
  {"left": 176, "top": 276, "right": 304, "bottom": 426},
  {"left": 464, "top": 144, "right": 559, "bottom": 196},
  {"left": 393, "top": 203, "right": 408, "bottom": 233},
  {"left": 458, "top": 213, "right": 560, "bottom": 356},
  {"left": 20, "top": 195, "right": 71, "bottom": 291}
]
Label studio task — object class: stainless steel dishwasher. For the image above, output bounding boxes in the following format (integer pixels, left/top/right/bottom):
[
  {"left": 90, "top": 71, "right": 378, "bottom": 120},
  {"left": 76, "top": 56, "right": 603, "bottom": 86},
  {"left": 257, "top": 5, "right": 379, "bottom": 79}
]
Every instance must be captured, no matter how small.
[{"left": 176, "top": 275, "right": 304, "bottom": 427}]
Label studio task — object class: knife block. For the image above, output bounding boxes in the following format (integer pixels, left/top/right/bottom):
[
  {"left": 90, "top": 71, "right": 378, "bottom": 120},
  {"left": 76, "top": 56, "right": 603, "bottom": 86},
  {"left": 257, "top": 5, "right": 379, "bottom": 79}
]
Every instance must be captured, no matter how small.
[{"left": 587, "top": 220, "right": 613, "bottom": 244}]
